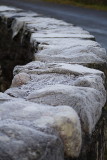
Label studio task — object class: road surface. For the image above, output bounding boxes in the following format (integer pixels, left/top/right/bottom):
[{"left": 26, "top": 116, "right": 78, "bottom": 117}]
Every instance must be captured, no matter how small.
[{"left": 0, "top": 0, "right": 107, "bottom": 51}]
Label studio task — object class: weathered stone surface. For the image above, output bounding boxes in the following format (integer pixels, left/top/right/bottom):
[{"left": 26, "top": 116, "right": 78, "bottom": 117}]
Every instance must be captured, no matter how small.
[
  {"left": 6, "top": 61, "right": 105, "bottom": 96},
  {"left": 0, "top": 6, "right": 20, "bottom": 11},
  {"left": 0, "top": 92, "right": 14, "bottom": 104},
  {"left": 0, "top": 94, "right": 81, "bottom": 158},
  {"left": 5, "top": 62, "right": 106, "bottom": 135},
  {"left": 34, "top": 38, "right": 107, "bottom": 64},
  {"left": 11, "top": 72, "right": 31, "bottom": 87},
  {"left": 27, "top": 84, "right": 105, "bottom": 134},
  {"left": 0, "top": 5, "right": 107, "bottom": 160},
  {"left": 0, "top": 123, "right": 63, "bottom": 160},
  {"left": 13, "top": 61, "right": 105, "bottom": 76}
]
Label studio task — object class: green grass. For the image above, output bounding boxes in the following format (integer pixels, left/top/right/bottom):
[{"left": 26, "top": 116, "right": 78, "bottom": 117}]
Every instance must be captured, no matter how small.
[
  {"left": 44, "top": 0, "right": 107, "bottom": 11},
  {"left": 18, "top": 0, "right": 107, "bottom": 11}
]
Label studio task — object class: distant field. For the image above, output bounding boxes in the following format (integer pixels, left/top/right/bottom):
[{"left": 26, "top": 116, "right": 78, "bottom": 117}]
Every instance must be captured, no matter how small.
[
  {"left": 44, "top": 0, "right": 107, "bottom": 11},
  {"left": 16, "top": 0, "right": 107, "bottom": 11}
]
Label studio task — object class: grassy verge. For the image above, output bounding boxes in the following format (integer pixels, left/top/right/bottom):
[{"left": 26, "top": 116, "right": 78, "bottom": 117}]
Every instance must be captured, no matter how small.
[{"left": 44, "top": 0, "right": 107, "bottom": 11}]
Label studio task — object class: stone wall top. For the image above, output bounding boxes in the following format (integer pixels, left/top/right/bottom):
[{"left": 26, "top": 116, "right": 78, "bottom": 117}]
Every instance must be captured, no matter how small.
[{"left": 0, "top": 5, "right": 107, "bottom": 160}]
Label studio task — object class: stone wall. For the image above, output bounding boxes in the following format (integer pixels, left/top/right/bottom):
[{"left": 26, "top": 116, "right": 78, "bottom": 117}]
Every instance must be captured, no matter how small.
[
  {"left": 0, "top": 5, "right": 107, "bottom": 160},
  {"left": 0, "top": 7, "right": 36, "bottom": 91}
]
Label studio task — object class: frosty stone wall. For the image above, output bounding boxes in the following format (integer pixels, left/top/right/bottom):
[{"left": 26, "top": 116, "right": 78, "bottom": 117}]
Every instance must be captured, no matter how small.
[{"left": 0, "top": 5, "right": 107, "bottom": 160}]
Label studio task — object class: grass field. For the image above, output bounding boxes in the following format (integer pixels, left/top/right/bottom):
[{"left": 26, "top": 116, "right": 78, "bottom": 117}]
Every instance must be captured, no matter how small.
[
  {"left": 44, "top": 0, "right": 107, "bottom": 11},
  {"left": 19, "top": 0, "right": 107, "bottom": 11}
]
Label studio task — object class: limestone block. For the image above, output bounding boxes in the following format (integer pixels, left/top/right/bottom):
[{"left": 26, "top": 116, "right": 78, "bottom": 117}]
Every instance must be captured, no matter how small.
[
  {"left": 0, "top": 6, "right": 20, "bottom": 11},
  {"left": 27, "top": 84, "right": 106, "bottom": 134},
  {"left": 0, "top": 92, "right": 13, "bottom": 104},
  {"left": 0, "top": 123, "right": 63, "bottom": 160},
  {"left": 12, "top": 61, "right": 105, "bottom": 94},
  {"left": 11, "top": 72, "right": 31, "bottom": 87},
  {"left": 6, "top": 62, "right": 105, "bottom": 100},
  {"left": 5, "top": 87, "right": 29, "bottom": 98},
  {"left": 13, "top": 61, "right": 104, "bottom": 76},
  {"left": 0, "top": 99, "right": 82, "bottom": 158},
  {"left": 5, "top": 62, "right": 106, "bottom": 135},
  {"left": 34, "top": 39, "right": 106, "bottom": 64},
  {"left": 0, "top": 11, "right": 39, "bottom": 19}
]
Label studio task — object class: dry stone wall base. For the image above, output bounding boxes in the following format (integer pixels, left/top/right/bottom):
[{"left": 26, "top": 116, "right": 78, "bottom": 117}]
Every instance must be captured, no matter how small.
[{"left": 0, "top": 5, "right": 107, "bottom": 160}]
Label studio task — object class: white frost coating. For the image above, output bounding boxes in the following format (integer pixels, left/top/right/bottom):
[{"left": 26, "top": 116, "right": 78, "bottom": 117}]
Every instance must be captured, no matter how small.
[
  {"left": 0, "top": 92, "right": 12, "bottom": 103},
  {"left": 12, "top": 11, "right": 40, "bottom": 17},
  {"left": 31, "top": 32, "right": 94, "bottom": 39},
  {"left": 27, "top": 84, "right": 106, "bottom": 134},
  {"left": 0, "top": 5, "right": 107, "bottom": 159},
  {"left": 11, "top": 72, "right": 31, "bottom": 87},
  {"left": 58, "top": 63, "right": 103, "bottom": 75},
  {"left": 0, "top": 92, "right": 24, "bottom": 105},
  {"left": 0, "top": 6, "right": 20, "bottom": 11},
  {"left": 12, "top": 16, "right": 40, "bottom": 24},
  {"left": 34, "top": 38, "right": 106, "bottom": 62},
  {"left": 5, "top": 70, "right": 105, "bottom": 101},
  {"left": 0, "top": 11, "right": 40, "bottom": 19},
  {"left": 34, "top": 38, "right": 100, "bottom": 47},
  {"left": 11, "top": 18, "right": 25, "bottom": 38},
  {"left": 35, "top": 45, "right": 107, "bottom": 63},
  {"left": 13, "top": 61, "right": 104, "bottom": 77},
  {"left": 0, "top": 98, "right": 82, "bottom": 157},
  {"left": 74, "top": 74, "right": 105, "bottom": 91},
  {"left": 27, "top": 17, "right": 72, "bottom": 28}
]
